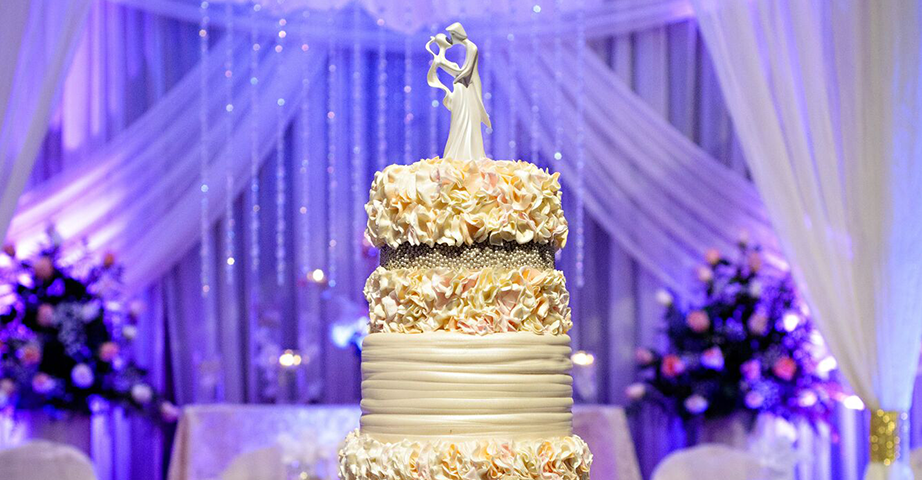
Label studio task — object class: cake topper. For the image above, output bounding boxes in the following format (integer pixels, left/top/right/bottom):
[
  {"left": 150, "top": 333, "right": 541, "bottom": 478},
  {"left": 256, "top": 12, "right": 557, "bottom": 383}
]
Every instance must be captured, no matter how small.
[{"left": 425, "top": 22, "right": 492, "bottom": 160}]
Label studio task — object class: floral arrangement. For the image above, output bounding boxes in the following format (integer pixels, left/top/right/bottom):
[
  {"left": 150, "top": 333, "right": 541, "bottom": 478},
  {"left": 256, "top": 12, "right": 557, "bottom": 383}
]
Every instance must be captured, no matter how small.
[
  {"left": 0, "top": 231, "right": 178, "bottom": 422},
  {"left": 627, "top": 239, "right": 842, "bottom": 426}
]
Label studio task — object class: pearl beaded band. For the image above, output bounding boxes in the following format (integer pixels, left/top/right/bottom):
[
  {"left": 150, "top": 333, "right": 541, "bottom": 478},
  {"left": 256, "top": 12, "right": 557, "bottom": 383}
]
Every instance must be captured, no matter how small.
[
  {"left": 870, "top": 409, "right": 908, "bottom": 465},
  {"left": 379, "top": 242, "right": 556, "bottom": 270}
]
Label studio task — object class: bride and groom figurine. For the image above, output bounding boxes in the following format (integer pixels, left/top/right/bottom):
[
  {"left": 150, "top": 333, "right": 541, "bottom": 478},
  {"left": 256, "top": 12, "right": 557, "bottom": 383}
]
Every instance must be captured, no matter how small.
[{"left": 426, "top": 23, "right": 492, "bottom": 161}]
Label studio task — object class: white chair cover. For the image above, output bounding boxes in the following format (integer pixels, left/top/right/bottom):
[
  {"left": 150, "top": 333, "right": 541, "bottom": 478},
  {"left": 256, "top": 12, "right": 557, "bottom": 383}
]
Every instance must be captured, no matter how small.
[
  {"left": 651, "top": 444, "right": 764, "bottom": 480},
  {"left": 0, "top": 440, "right": 98, "bottom": 480},
  {"left": 909, "top": 448, "right": 922, "bottom": 480}
]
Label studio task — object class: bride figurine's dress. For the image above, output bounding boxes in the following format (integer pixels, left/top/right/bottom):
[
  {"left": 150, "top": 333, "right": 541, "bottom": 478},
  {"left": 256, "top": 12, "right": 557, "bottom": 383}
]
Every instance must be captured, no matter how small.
[{"left": 427, "top": 23, "right": 491, "bottom": 160}]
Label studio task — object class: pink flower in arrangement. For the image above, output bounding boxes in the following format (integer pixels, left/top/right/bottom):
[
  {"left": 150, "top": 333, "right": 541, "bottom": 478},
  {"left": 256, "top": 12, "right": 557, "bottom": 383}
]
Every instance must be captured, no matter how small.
[
  {"left": 745, "top": 391, "right": 765, "bottom": 409},
  {"left": 160, "top": 402, "right": 181, "bottom": 422},
  {"left": 31, "top": 373, "right": 54, "bottom": 394},
  {"left": 701, "top": 347, "right": 725, "bottom": 370},
  {"left": 773, "top": 357, "right": 798, "bottom": 381},
  {"left": 32, "top": 256, "right": 54, "bottom": 282},
  {"left": 0, "top": 378, "right": 16, "bottom": 395},
  {"left": 687, "top": 310, "right": 711, "bottom": 333},
  {"left": 19, "top": 344, "right": 41, "bottom": 365},
  {"left": 635, "top": 348, "right": 655, "bottom": 366},
  {"left": 661, "top": 355, "right": 686, "bottom": 377},
  {"left": 37, "top": 304, "right": 55, "bottom": 327},
  {"left": 741, "top": 359, "right": 762, "bottom": 381},
  {"left": 625, "top": 383, "right": 647, "bottom": 400},
  {"left": 748, "top": 251, "right": 763, "bottom": 272},
  {"left": 684, "top": 394, "right": 709, "bottom": 414},
  {"left": 98, "top": 342, "right": 119, "bottom": 362},
  {"left": 748, "top": 311, "right": 769, "bottom": 336},
  {"left": 696, "top": 266, "right": 714, "bottom": 283},
  {"left": 705, "top": 248, "right": 721, "bottom": 266}
]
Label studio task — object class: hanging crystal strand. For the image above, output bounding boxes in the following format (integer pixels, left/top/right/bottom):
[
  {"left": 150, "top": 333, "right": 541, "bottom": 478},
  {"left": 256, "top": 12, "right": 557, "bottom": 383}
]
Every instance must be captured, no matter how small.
[
  {"left": 351, "top": 6, "right": 365, "bottom": 261},
  {"left": 326, "top": 14, "right": 338, "bottom": 289},
  {"left": 249, "top": 3, "right": 261, "bottom": 279},
  {"left": 553, "top": 0, "right": 564, "bottom": 162},
  {"left": 402, "top": 7, "right": 413, "bottom": 165},
  {"left": 299, "top": 12, "right": 311, "bottom": 279},
  {"left": 529, "top": 3, "right": 540, "bottom": 163},
  {"left": 575, "top": 1, "right": 586, "bottom": 288},
  {"left": 275, "top": 10, "right": 288, "bottom": 287},
  {"left": 223, "top": 1, "right": 236, "bottom": 281},
  {"left": 375, "top": 11, "right": 387, "bottom": 171},
  {"left": 199, "top": 1, "right": 212, "bottom": 300}
]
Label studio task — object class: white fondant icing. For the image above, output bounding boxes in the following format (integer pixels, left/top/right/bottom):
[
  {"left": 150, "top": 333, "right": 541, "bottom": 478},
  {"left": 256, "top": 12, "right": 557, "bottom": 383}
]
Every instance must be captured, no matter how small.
[{"left": 360, "top": 332, "right": 573, "bottom": 441}]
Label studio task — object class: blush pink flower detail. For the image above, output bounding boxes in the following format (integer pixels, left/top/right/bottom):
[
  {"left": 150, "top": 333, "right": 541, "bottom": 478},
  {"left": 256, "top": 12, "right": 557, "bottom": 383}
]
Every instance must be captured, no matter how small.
[
  {"left": 748, "top": 311, "right": 769, "bottom": 336},
  {"left": 661, "top": 355, "right": 686, "bottom": 378},
  {"left": 705, "top": 248, "right": 721, "bottom": 265},
  {"left": 741, "top": 359, "right": 762, "bottom": 381},
  {"left": 37, "top": 304, "right": 55, "bottom": 327},
  {"left": 773, "top": 357, "right": 798, "bottom": 381},
  {"left": 33, "top": 256, "right": 54, "bottom": 282},
  {"left": 687, "top": 310, "right": 711, "bottom": 333},
  {"left": 98, "top": 342, "right": 119, "bottom": 362},
  {"left": 701, "top": 347, "right": 725, "bottom": 370},
  {"left": 20, "top": 344, "right": 41, "bottom": 365}
]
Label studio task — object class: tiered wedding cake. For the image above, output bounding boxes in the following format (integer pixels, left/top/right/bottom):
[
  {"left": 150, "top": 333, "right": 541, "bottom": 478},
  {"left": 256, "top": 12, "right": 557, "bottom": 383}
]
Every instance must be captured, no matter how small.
[{"left": 338, "top": 22, "right": 592, "bottom": 480}]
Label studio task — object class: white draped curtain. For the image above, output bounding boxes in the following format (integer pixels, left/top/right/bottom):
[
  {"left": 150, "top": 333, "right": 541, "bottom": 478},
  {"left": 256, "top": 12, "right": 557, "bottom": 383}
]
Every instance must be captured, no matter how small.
[
  {"left": 691, "top": 0, "right": 922, "bottom": 478},
  {"left": 0, "top": 0, "right": 91, "bottom": 240}
]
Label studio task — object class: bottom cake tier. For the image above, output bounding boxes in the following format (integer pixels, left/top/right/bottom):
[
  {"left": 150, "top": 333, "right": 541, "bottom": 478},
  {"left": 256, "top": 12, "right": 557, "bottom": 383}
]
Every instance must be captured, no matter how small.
[{"left": 339, "top": 430, "right": 592, "bottom": 480}]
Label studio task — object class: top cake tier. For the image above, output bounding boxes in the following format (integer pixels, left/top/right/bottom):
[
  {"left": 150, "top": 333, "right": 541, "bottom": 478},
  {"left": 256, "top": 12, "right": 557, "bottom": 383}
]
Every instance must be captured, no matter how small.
[{"left": 365, "top": 157, "right": 568, "bottom": 249}]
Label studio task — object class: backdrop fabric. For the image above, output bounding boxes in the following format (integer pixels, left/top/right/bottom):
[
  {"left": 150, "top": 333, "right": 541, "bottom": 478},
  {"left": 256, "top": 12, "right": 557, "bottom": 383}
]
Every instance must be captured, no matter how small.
[
  {"left": 691, "top": 0, "right": 922, "bottom": 478},
  {"left": 0, "top": 0, "right": 92, "bottom": 241}
]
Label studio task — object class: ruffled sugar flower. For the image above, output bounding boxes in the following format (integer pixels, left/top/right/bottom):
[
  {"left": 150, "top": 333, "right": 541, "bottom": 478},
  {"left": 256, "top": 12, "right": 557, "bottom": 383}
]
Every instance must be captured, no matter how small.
[
  {"left": 686, "top": 310, "right": 710, "bottom": 333},
  {"left": 364, "top": 157, "right": 568, "bottom": 249},
  {"left": 365, "top": 266, "right": 571, "bottom": 335},
  {"left": 661, "top": 355, "right": 686, "bottom": 377}
]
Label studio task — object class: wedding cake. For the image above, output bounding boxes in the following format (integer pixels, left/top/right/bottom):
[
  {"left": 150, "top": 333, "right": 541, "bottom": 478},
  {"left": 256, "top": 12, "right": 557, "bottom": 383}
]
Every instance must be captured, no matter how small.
[{"left": 338, "top": 22, "right": 592, "bottom": 480}]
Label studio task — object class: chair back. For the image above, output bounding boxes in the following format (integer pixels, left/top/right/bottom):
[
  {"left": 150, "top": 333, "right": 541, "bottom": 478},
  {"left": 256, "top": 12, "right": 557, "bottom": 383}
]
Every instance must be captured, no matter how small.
[
  {"left": 0, "top": 440, "right": 97, "bottom": 480},
  {"left": 652, "top": 444, "right": 763, "bottom": 480}
]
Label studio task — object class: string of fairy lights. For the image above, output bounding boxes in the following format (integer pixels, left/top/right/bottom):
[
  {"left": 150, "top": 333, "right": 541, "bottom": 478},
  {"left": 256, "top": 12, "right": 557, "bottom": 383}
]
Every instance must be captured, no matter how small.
[
  {"left": 326, "top": 13, "right": 338, "bottom": 290},
  {"left": 198, "top": 1, "right": 211, "bottom": 300},
  {"left": 351, "top": 6, "right": 365, "bottom": 259},
  {"left": 275, "top": 8, "right": 288, "bottom": 287},
  {"left": 375, "top": 12, "right": 388, "bottom": 172},
  {"left": 574, "top": 1, "right": 587, "bottom": 288},
  {"left": 248, "top": 3, "right": 261, "bottom": 279},
  {"left": 223, "top": 1, "right": 236, "bottom": 282},
  {"left": 298, "top": 10, "right": 311, "bottom": 280}
]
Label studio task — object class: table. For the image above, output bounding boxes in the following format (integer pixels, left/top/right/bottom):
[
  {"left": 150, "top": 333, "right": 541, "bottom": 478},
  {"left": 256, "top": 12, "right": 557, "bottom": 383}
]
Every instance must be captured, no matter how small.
[{"left": 168, "top": 404, "right": 641, "bottom": 480}]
